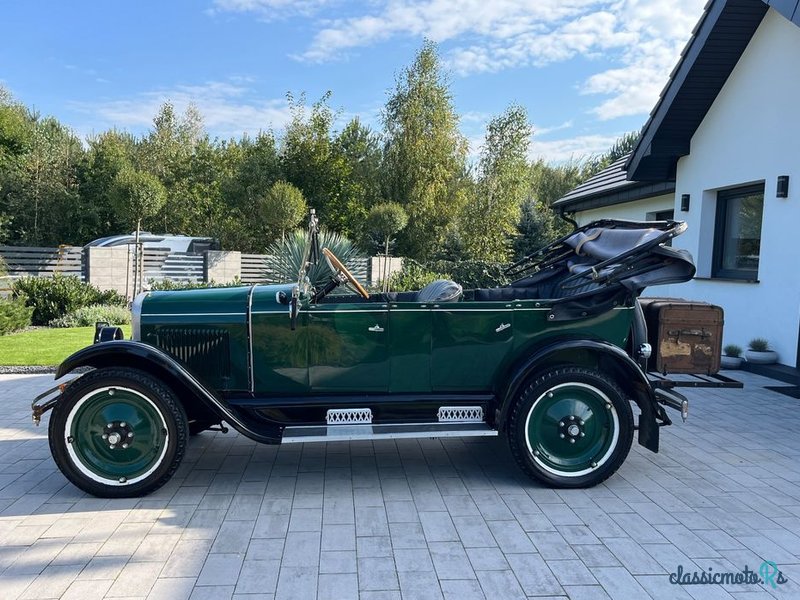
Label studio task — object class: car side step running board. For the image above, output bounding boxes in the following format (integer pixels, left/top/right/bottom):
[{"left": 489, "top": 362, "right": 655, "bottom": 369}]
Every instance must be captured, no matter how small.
[{"left": 281, "top": 422, "right": 498, "bottom": 443}]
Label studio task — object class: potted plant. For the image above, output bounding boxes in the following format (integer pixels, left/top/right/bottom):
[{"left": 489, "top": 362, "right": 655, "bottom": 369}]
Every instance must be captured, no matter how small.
[
  {"left": 721, "top": 344, "right": 743, "bottom": 369},
  {"left": 745, "top": 338, "right": 779, "bottom": 365}
]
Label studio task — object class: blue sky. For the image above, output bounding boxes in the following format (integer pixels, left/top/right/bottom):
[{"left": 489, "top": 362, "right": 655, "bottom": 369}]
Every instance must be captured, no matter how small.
[{"left": 1, "top": 0, "right": 706, "bottom": 162}]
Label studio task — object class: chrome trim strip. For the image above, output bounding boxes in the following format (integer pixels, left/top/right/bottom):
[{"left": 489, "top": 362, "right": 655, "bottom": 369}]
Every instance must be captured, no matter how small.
[
  {"left": 130, "top": 292, "right": 148, "bottom": 340},
  {"left": 247, "top": 285, "right": 256, "bottom": 393},
  {"left": 281, "top": 422, "right": 498, "bottom": 443},
  {"left": 142, "top": 312, "right": 245, "bottom": 317}
]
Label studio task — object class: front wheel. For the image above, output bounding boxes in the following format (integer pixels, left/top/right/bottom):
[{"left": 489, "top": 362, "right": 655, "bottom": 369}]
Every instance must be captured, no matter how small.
[
  {"left": 508, "top": 367, "right": 634, "bottom": 488},
  {"left": 49, "top": 367, "right": 188, "bottom": 498}
]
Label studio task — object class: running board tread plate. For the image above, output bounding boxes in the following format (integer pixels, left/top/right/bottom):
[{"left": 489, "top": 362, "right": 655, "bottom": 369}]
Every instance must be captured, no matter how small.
[{"left": 282, "top": 422, "right": 498, "bottom": 443}]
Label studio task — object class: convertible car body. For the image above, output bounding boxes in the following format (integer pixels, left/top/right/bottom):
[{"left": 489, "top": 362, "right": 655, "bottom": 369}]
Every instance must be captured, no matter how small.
[{"left": 35, "top": 214, "right": 724, "bottom": 497}]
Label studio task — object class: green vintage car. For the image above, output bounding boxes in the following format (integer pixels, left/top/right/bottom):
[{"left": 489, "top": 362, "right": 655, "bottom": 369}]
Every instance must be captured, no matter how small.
[{"left": 34, "top": 214, "right": 703, "bottom": 497}]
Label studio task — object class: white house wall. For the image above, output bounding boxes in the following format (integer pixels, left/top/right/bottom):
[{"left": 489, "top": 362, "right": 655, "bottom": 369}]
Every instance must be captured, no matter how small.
[
  {"left": 675, "top": 8, "right": 800, "bottom": 366},
  {"left": 574, "top": 194, "right": 675, "bottom": 226}
]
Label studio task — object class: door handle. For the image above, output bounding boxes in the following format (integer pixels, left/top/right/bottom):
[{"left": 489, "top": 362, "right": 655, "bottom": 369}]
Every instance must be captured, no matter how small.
[
  {"left": 495, "top": 323, "right": 511, "bottom": 333},
  {"left": 368, "top": 325, "right": 384, "bottom": 333}
]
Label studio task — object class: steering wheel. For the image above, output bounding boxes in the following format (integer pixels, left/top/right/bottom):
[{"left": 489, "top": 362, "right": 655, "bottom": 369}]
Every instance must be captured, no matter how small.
[{"left": 322, "top": 248, "right": 370, "bottom": 299}]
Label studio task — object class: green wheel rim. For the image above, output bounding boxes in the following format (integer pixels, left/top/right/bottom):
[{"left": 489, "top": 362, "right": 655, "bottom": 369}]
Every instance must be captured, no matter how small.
[
  {"left": 524, "top": 382, "right": 619, "bottom": 477},
  {"left": 65, "top": 386, "right": 169, "bottom": 486}
]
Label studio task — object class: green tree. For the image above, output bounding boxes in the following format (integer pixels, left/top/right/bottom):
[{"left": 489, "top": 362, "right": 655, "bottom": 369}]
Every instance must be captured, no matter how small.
[
  {"left": 461, "top": 105, "right": 532, "bottom": 261},
  {"left": 382, "top": 40, "right": 469, "bottom": 260},
  {"left": 366, "top": 202, "right": 408, "bottom": 290},
  {"left": 257, "top": 180, "right": 307, "bottom": 245},
  {"left": 110, "top": 167, "right": 167, "bottom": 233}
]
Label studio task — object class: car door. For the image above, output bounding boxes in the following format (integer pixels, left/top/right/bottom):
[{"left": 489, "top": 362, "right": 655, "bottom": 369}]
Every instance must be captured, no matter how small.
[
  {"left": 387, "top": 301, "right": 432, "bottom": 393},
  {"left": 430, "top": 301, "right": 515, "bottom": 392},
  {"left": 307, "top": 301, "right": 390, "bottom": 392}
]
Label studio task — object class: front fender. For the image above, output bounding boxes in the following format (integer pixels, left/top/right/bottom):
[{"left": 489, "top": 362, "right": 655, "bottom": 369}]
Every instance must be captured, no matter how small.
[
  {"left": 497, "top": 339, "right": 663, "bottom": 452},
  {"left": 55, "top": 341, "right": 281, "bottom": 444}
]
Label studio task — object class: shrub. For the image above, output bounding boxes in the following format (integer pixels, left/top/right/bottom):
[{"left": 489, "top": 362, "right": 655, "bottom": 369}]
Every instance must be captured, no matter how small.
[
  {"left": 12, "top": 274, "right": 126, "bottom": 326},
  {"left": 427, "top": 260, "right": 509, "bottom": 289},
  {"left": 264, "top": 229, "right": 363, "bottom": 289},
  {"left": 147, "top": 277, "right": 243, "bottom": 291},
  {"left": 723, "top": 344, "right": 742, "bottom": 358},
  {"left": 748, "top": 338, "right": 770, "bottom": 352},
  {"left": 49, "top": 304, "right": 132, "bottom": 328},
  {"left": 0, "top": 296, "right": 33, "bottom": 336},
  {"left": 388, "top": 261, "right": 450, "bottom": 292}
]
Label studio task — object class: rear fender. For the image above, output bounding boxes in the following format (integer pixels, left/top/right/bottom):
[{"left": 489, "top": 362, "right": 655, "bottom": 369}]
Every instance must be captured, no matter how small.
[
  {"left": 55, "top": 341, "right": 281, "bottom": 443},
  {"left": 497, "top": 339, "right": 662, "bottom": 452}
]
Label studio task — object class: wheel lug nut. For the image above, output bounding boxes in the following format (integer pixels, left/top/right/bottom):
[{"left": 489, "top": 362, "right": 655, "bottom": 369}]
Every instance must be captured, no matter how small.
[
  {"left": 580, "top": 432, "right": 585, "bottom": 437},
  {"left": 559, "top": 421, "right": 564, "bottom": 427},
  {"left": 579, "top": 420, "right": 584, "bottom": 426},
  {"left": 102, "top": 433, "right": 108, "bottom": 440},
  {"left": 569, "top": 439, "right": 576, "bottom": 444},
  {"left": 120, "top": 422, "right": 126, "bottom": 428},
  {"left": 127, "top": 432, "right": 134, "bottom": 438},
  {"left": 121, "top": 443, "right": 129, "bottom": 449},
  {"left": 106, "top": 423, "right": 113, "bottom": 429},
  {"left": 569, "top": 416, "right": 575, "bottom": 421},
  {"left": 559, "top": 433, "right": 565, "bottom": 439},
  {"left": 109, "top": 444, "right": 116, "bottom": 449}
]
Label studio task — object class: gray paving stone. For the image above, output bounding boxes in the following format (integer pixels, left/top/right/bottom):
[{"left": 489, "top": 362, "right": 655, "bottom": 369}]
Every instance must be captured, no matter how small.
[
  {"left": 4, "top": 373, "right": 800, "bottom": 599},
  {"left": 429, "top": 541, "right": 475, "bottom": 580},
  {"left": 465, "top": 546, "right": 509, "bottom": 571},
  {"left": 146, "top": 577, "right": 195, "bottom": 600},
  {"left": 475, "top": 569, "right": 527, "bottom": 600},
  {"left": 319, "top": 549, "right": 356, "bottom": 574},
  {"left": 318, "top": 572, "right": 358, "bottom": 600},
  {"left": 506, "top": 552, "right": 564, "bottom": 596},
  {"left": 440, "top": 579, "right": 486, "bottom": 600},
  {"left": 196, "top": 553, "right": 245, "bottom": 587},
  {"left": 357, "top": 557, "right": 399, "bottom": 591}
]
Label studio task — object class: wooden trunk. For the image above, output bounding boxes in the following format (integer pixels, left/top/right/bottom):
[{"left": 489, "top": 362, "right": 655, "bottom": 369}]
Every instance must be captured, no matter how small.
[{"left": 640, "top": 298, "right": 724, "bottom": 375}]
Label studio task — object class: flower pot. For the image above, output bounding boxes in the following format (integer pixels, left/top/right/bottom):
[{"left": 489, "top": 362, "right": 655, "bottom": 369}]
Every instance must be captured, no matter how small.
[
  {"left": 720, "top": 355, "right": 743, "bottom": 369},
  {"left": 745, "top": 350, "right": 779, "bottom": 365}
]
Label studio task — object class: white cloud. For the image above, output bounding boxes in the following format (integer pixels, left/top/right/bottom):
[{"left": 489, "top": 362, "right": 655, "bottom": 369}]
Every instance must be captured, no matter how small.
[
  {"left": 68, "top": 80, "right": 294, "bottom": 139},
  {"left": 210, "top": 0, "right": 331, "bottom": 19},
  {"left": 530, "top": 132, "right": 621, "bottom": 162},
  {"left": 245, "top": 0, "right": 704, "bottom": 120}
]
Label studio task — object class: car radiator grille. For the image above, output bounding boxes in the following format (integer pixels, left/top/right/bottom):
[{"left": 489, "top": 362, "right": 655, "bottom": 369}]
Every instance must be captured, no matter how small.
[{"left": 148, "top": 328, "right": 231, "bottom": 383}]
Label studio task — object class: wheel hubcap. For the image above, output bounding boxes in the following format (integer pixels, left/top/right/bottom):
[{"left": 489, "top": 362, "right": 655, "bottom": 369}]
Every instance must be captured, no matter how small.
[
  {"left": 524, "top": 382, "right": 619, "bottom": 477},
  {"left": 65, "top": 386, "right": 169, "bottom": 486}
]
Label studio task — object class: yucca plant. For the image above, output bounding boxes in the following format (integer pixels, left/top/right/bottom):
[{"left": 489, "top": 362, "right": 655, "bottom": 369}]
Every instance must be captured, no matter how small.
[{"left": 264, "top": 229, "right": 364, "bottom": 289}]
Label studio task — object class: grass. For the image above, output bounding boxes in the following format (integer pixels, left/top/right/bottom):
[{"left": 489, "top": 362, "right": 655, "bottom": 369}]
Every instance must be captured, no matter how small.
[{"left": 0, "top": 326, "right": 131, "bottom": 366}]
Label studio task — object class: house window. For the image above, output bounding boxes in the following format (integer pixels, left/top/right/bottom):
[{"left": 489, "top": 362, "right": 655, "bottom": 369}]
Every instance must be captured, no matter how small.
[{"left": 712, "top": 184, "right": 764, "bottom": 280}]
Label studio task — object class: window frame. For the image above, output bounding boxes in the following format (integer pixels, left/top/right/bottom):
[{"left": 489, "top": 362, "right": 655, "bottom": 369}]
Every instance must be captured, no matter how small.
[{"left": 712, "top": 183, "right": 765, "bottom": 281}]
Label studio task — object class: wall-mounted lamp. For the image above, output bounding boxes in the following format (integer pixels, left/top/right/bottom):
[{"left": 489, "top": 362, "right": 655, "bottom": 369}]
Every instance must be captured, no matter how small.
[
  {"left": 777, "top": 175, "right": 790, "bottom": 198},
  {"left": 680, "top": 194, "right": 690, "bottom": 212}
]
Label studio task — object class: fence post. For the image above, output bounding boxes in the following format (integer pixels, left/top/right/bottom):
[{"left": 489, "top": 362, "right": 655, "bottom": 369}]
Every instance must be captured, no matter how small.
[
  {"left": 204, "top": 251, "right": 242, "bottom": 284},
  {"left": 85, "top": 246, "right": 134, "bottom": 298}
]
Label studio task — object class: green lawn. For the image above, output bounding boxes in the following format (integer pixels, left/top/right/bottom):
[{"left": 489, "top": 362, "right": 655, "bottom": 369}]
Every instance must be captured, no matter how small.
[{"left": 0, "top": 326, "right": 131, "bottom": 366}]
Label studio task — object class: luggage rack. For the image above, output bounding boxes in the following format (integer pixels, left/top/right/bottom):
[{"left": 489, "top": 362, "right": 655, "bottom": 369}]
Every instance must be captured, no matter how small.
[
  {"left": 648, "top": 372, "right": 743, "bottom": 423},
  {"left": 647, "top": 372, "right": 743, "bottom": 389}
]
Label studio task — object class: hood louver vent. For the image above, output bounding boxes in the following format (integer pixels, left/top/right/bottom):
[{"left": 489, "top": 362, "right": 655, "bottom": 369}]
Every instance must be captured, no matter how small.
[{"left": 148, "top": 328, "right": 231, "bottom": 384}]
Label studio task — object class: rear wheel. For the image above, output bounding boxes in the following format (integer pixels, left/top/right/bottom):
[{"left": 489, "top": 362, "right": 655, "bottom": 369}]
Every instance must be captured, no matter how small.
[
  {"left": 508, "top": 367, "right": 633, "bottom": 488},
  {"left": 49, "top": 367, "right": 188, "bottom": 498}
]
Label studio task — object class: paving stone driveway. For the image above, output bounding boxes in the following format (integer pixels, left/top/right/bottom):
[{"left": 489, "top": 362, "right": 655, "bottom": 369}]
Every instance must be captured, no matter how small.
[{"left": 1, "top": 371, "right": 799, "bottom": 600}]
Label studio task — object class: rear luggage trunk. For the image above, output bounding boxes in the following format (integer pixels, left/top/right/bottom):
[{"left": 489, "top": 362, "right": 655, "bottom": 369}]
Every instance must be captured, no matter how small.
[{"left": 640, "top": 298, "right": 724, "bottom": 375}]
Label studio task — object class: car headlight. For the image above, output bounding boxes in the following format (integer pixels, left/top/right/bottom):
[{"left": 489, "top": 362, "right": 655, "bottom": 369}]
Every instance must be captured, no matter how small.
[{"left": 131, "top": 292, "right": 148, "bottom": 341}]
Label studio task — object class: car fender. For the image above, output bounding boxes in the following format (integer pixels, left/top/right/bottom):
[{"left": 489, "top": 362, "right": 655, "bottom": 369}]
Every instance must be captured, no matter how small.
[
  {"left": 55, "top": 341, "right": 281, "bottom": 444},
  {"left": 496, "top": 339, "right": 661, "bottom": 452}
]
